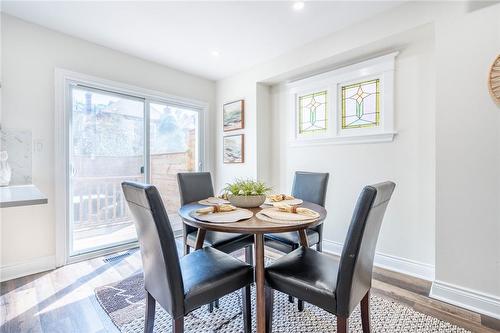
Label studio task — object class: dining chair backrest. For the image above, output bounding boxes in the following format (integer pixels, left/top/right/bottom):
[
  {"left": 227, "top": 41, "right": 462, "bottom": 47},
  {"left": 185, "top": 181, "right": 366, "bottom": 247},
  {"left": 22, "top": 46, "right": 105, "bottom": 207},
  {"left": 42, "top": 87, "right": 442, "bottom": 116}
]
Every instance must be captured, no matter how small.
[
  {"left": 177, "top": 172, "right": 215, "bottom": 235},
  {"left": 291, "top": 171, "right": 329, "bottom": 207},
  {"left": 335, "top": 181, "right": 396, "bottom": 317},
  {"left": 121, "top": 181, "right": 185, "bottom": 319},
  {"left": 177, "top": 172, "right": 215, "bottom": 206}
]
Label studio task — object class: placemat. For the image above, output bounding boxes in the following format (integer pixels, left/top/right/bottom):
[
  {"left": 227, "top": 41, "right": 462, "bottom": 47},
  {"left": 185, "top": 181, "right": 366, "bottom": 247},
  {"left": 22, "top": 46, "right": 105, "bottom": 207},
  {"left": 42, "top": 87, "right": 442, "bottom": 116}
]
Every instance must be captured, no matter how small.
[
  {"left": 256, "top": 211, "right": 316, "bottom": 224},
  {"left": 258, "top": 207, "right": 319, "bottom": 221},
  {"left": 190, "top": 209, "right": 253, "bottom": 223},
  {"left": 198, "top": 197, "right": 231, "bottom": 205},
  {"left": 263, "top": 198, "right": 303, "bottom": 206}
]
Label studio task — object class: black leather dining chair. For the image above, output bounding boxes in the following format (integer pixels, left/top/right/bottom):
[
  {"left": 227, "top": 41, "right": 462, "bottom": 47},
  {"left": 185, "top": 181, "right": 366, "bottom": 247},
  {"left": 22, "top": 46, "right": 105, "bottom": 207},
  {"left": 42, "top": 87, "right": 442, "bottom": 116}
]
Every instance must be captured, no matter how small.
[
  {"left": 122, "top": 182, "right": 253, "bottom": 333},
  {"left": 264, "top": 171, "right": 329, "bottom": 310},
  {"left": 265, "top": 181, "right": 396, "bottom": 333},
  {"left": 177, "top": 172, "right": 254, "bottom": 312},
  {"left": 177, "top": 172, "right": 254, "bottom": 262}
]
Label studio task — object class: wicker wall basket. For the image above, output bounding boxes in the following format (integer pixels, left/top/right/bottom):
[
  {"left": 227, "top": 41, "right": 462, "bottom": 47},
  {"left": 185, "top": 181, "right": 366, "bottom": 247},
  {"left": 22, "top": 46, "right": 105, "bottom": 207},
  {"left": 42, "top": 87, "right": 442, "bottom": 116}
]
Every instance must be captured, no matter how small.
[{"left": 489, "top": 55, "right": 500, "bottom": 105}]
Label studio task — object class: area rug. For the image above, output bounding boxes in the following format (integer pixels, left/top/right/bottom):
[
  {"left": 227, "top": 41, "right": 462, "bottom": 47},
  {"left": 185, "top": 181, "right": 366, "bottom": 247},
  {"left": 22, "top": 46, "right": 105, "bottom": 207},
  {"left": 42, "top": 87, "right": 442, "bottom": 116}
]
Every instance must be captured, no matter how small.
[{"left": 95, "top": 273, "right": 470, "bottom": 333}]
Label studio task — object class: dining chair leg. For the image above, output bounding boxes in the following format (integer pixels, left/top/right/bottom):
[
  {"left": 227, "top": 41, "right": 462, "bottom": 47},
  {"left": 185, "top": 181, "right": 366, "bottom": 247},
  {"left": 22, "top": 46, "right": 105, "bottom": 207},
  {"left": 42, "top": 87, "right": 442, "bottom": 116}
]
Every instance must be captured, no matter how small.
[
  {"left": 172, "top": 317, "right": 184, "bottom": 333},
  {"left": 245, "top": 245, "right": 253, "bottom": 265},
  {"left": 215, "top": 299, "right": 220, "bottom": 309},
  {"left": 208, "top": 302, "right": 214, "bottom": 313},
  {"left": 265, "top": 286, "right": 274, "bottom": 333},
  {"left": 360, "top": 290, "right": 371, "bottom": 333},
  {"left": 316, "top": 224, "right": 324, "bottom": 252},
  {"left": 242, "top": 285, "right": 252, "bottom": 333},
  {"left": 182, "top": 226, "right": 190, "bottom": 255},
  {"left": 288, "top": 244, "right": 298, "bottom": 305},
  {"left": 144, "top": 292, "right": 155, "bottom": 333},
  {"left": 296, "top": 237, "right": 304, "bottom": 311},
  {"left": 297, "top": 299, "right": 304, "bottom": 312},
  {"left": 337, "top": 316, "right": 349, "bottom": 333}
]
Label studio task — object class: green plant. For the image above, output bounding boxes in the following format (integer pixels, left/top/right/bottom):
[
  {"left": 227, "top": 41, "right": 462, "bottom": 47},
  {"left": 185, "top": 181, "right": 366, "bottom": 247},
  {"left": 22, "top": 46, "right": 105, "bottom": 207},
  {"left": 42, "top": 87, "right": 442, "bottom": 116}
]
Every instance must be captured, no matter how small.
[{"left": 223, "top": 179, "right": 271, "bottom": 196}]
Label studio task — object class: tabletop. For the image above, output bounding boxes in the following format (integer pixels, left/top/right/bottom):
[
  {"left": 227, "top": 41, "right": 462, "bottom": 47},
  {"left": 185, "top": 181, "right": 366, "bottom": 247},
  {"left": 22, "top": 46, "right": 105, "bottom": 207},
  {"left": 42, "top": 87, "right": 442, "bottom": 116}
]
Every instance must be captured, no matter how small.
[
  {"left": 0, "top": 184, "right": 48, "bottom": 208},
  {"left": 178, "top": 200, "right": 327, "bottom": 234}
]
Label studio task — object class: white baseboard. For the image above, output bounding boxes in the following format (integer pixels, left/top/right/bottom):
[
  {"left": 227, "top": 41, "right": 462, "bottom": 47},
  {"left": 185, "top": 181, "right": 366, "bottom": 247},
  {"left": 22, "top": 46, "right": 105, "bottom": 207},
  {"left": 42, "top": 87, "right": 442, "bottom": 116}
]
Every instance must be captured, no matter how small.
[
  {"left": 322, "top": 239, "right": 435, "bottom": 281},
  {"left": 0, "top": 255, "right": 56, "bottom": 282},
  {"left": 430, "top": 280, "right": 500, "bottom": 320}
]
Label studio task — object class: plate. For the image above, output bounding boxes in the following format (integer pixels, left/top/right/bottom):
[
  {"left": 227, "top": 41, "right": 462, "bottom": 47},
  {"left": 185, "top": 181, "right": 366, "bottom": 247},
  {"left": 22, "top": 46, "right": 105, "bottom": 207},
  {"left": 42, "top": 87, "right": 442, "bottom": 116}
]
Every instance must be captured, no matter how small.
[
  {"left": 263, "top": 198, "right": 303, "bottom": 206},
  {"left": 198, "top": 197, "right": 231, "bottom": 205},
  {"left": 190, "top": 208, "right": 253, "bottom": 223},
  {"left": 259, "top": 207, "right": 319, "bottom": 221}
]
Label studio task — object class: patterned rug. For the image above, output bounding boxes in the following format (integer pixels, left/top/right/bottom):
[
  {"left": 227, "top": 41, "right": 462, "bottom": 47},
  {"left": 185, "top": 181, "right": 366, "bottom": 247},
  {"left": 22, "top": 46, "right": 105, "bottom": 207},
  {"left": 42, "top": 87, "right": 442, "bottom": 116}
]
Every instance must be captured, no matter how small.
[{"left": 95, "top": 273, "right": 470, "bottom": 333}]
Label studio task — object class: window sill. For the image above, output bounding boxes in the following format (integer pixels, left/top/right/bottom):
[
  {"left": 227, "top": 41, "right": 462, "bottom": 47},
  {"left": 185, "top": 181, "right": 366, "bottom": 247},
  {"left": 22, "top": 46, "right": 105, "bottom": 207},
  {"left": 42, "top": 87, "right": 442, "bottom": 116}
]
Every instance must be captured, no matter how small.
[{"left": 289, "top": 132, "right": 397, "bottom": 147}]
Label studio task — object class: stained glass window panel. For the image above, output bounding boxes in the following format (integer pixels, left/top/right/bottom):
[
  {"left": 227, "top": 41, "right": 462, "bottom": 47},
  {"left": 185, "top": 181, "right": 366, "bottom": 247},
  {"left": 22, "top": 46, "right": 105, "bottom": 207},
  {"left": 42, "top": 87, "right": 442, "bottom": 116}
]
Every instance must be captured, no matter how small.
[
  {"left": 298, "top": 91, "right": 327, "bottom": 134},
  {"left": 341, "top": 79, "right": 380, "bottom": 129}
]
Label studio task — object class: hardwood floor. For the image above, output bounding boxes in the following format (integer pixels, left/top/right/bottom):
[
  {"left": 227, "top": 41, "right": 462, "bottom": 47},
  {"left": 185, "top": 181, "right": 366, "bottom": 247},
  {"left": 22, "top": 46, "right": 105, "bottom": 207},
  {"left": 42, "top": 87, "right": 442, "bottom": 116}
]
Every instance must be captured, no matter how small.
[{"left": 1, "top": 242, "right": 499, "bottom": 333}]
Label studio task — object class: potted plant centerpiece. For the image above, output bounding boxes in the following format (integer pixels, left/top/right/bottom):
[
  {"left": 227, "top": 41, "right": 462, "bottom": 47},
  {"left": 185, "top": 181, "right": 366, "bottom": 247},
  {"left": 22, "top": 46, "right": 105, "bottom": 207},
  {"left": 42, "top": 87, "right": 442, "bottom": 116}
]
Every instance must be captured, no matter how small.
[{"left": 223, "top": 179, "right": 271, "bottom": 208}]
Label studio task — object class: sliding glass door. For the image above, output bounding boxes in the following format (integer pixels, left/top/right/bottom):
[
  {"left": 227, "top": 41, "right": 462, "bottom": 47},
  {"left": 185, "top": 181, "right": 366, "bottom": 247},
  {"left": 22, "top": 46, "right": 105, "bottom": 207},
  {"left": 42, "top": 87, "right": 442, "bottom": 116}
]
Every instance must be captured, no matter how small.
[
  {"left": 68, "top": 84, "right": 202, "bottom": 257},
  {"left": 149, "top": 102, "right": 200, "bottom": 235},
  {"left": 69, "top": 86, "right": 145, "bottom": 255}
]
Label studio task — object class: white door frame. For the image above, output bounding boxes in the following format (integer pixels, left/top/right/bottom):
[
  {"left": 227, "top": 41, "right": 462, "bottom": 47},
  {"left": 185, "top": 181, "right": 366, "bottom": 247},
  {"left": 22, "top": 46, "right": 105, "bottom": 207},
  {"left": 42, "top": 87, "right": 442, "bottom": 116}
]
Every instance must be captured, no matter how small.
[{"left": 54, "top": 68, "right": 209, "bottom": 267}]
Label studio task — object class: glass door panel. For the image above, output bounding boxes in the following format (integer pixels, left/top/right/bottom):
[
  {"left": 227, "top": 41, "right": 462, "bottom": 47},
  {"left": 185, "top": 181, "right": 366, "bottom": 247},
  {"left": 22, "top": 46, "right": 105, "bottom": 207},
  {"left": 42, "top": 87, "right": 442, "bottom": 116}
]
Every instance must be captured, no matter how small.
[
  {"left": 149, "top": 102, "right": 200, "bottom": 234},
  {"left": 69, "top": 86, "right": 145, "bottom": 255}
]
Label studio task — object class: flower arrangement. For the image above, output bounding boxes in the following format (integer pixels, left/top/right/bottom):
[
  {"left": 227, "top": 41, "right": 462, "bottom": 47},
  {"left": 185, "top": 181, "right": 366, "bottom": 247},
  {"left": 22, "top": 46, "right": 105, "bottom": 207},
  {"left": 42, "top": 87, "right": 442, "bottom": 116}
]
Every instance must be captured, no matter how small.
[
  {"left": 222, "top": 179, "right": 271, "bottom": 208},
  {"left": 223, "top": 179, "right": 271, "bottom": 196}
]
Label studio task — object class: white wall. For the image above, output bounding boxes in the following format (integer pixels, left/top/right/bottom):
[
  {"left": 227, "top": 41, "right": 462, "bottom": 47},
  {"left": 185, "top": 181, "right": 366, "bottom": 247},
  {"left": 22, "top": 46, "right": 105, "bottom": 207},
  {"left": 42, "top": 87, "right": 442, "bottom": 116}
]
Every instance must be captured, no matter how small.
[
  {"left": 214, "top": 0, "right": 461, "bottom": 192},
  {"left": 431, "top": 4, "right": 500, "bottom": 317},
  {"left": 216, "top": 0, "right": 453, "bottom": 277},
  {"left": 215, "top": 73, "right": 258, "bottom": 191},
  {"left": 270, "top": 27, "right": 436, "bottom": 270},
  {"left": 0, "top": 14, "right": 216, "bottom": 280}
]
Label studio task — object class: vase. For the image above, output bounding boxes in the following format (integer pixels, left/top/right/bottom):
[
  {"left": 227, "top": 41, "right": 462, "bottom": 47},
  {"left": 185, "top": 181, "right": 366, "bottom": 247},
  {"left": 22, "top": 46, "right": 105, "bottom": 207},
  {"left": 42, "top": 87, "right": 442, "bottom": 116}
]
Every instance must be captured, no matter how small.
[
  {"left": 0, "top": 151, "right": 12, "bottom": 186},
  {"left": 227, "top": 194, "right": 266, "bottom": 208}
]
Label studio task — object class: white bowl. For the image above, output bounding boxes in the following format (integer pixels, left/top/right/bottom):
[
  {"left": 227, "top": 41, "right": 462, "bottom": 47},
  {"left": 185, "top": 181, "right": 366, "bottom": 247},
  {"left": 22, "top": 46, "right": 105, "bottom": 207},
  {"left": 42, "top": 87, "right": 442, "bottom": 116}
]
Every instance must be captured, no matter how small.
[{"left": 228, "top": 194, "right": 266, "bottom": 208}]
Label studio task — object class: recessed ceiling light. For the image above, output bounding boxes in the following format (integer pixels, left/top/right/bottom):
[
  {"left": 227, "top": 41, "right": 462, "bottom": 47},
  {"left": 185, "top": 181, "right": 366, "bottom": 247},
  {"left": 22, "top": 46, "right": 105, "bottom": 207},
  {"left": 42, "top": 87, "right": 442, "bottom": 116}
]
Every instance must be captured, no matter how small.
[
  {"left": 211, "top": 50, "right": 220, "bottom": 57},
  {"left": 292, "top": 1, "right": 304, "bottom": 11}
]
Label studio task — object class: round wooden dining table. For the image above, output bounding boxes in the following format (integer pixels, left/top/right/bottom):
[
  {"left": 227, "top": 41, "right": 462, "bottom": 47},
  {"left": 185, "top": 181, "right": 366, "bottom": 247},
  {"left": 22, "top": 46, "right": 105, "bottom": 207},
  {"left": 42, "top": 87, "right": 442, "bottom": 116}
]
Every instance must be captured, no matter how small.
[{"left": 178, "top": 201, "right": 327, "bottom": 333}]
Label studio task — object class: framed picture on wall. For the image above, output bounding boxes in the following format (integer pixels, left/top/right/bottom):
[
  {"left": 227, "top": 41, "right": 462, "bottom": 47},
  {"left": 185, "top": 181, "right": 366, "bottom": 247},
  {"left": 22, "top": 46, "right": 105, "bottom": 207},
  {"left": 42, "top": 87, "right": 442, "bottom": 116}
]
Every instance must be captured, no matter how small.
[
  {"left": 223, "top": 99, "right": 244, "bottom": 131},
  {"left": 223, "top": 134, "right": 244, "bottom": 163}
]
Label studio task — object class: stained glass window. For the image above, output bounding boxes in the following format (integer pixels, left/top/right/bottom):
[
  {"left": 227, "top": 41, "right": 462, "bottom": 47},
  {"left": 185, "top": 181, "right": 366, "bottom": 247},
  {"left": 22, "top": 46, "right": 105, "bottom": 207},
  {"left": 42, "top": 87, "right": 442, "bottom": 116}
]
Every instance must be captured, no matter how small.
[
  {"left": 341, "top": 79, "right": 380, "bottom": 129},
  {"left": 298, "top": 91, "right": 328, "bottom": 134}
]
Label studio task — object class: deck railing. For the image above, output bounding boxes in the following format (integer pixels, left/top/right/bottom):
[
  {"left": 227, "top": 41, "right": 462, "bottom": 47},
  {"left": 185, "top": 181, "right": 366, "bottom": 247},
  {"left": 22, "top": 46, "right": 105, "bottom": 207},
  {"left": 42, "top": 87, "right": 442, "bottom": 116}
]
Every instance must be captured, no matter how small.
[{"left": 72, "top": 175, "right": 143, "bottom": 231}]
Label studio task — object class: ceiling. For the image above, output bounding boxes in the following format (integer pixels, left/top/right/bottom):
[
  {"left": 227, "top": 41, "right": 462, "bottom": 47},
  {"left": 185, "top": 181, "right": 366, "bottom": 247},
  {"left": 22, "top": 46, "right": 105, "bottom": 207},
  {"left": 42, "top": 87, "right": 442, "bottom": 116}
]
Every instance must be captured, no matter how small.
[{"left": 2, "top": 1, "right": 403, "bottom": 80}]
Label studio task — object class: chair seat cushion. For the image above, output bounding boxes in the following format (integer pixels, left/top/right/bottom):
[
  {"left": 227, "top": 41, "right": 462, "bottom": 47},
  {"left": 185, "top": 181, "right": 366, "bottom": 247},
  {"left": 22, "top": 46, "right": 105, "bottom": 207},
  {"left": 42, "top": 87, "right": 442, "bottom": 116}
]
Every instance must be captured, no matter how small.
[
  {"left": 265, "top": 228, "right": 319, "bottom": 246},
  {"left": 181, "top": 247, "right": 253, "bottom": 313},
  {"left": 187, "top": 231, "right": 253, "bottom": 253},
  {"left": 265, "top": 247, "right": 338, "bottom": 314}
]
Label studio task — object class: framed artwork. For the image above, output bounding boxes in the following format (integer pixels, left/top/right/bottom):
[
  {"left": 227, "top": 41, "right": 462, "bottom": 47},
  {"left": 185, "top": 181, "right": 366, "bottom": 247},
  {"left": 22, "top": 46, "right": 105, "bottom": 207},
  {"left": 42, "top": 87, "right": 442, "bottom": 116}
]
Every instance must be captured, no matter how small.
[
  {"left": 223, "top": 134, "right": 244, "bottom": 163},
  {"left": 223, "top": 100, "right": 244, "bottom": 131}
]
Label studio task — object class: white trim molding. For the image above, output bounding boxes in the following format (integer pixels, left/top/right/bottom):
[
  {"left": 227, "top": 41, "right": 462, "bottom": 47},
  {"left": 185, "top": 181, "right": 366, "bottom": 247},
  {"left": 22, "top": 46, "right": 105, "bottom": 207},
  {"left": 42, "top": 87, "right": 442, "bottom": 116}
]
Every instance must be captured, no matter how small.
[
  {"left": 430, "top": 280, "right": 500, "bottom": 320},
  {"left": 289, "top": 132, "right": 396, "bottom": 147},
  {"left": 0, "top": 256, "right": 55, "bottom": 282},
  {"left": 322, "top": 239, "right": 435, "bottom": 281}
]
